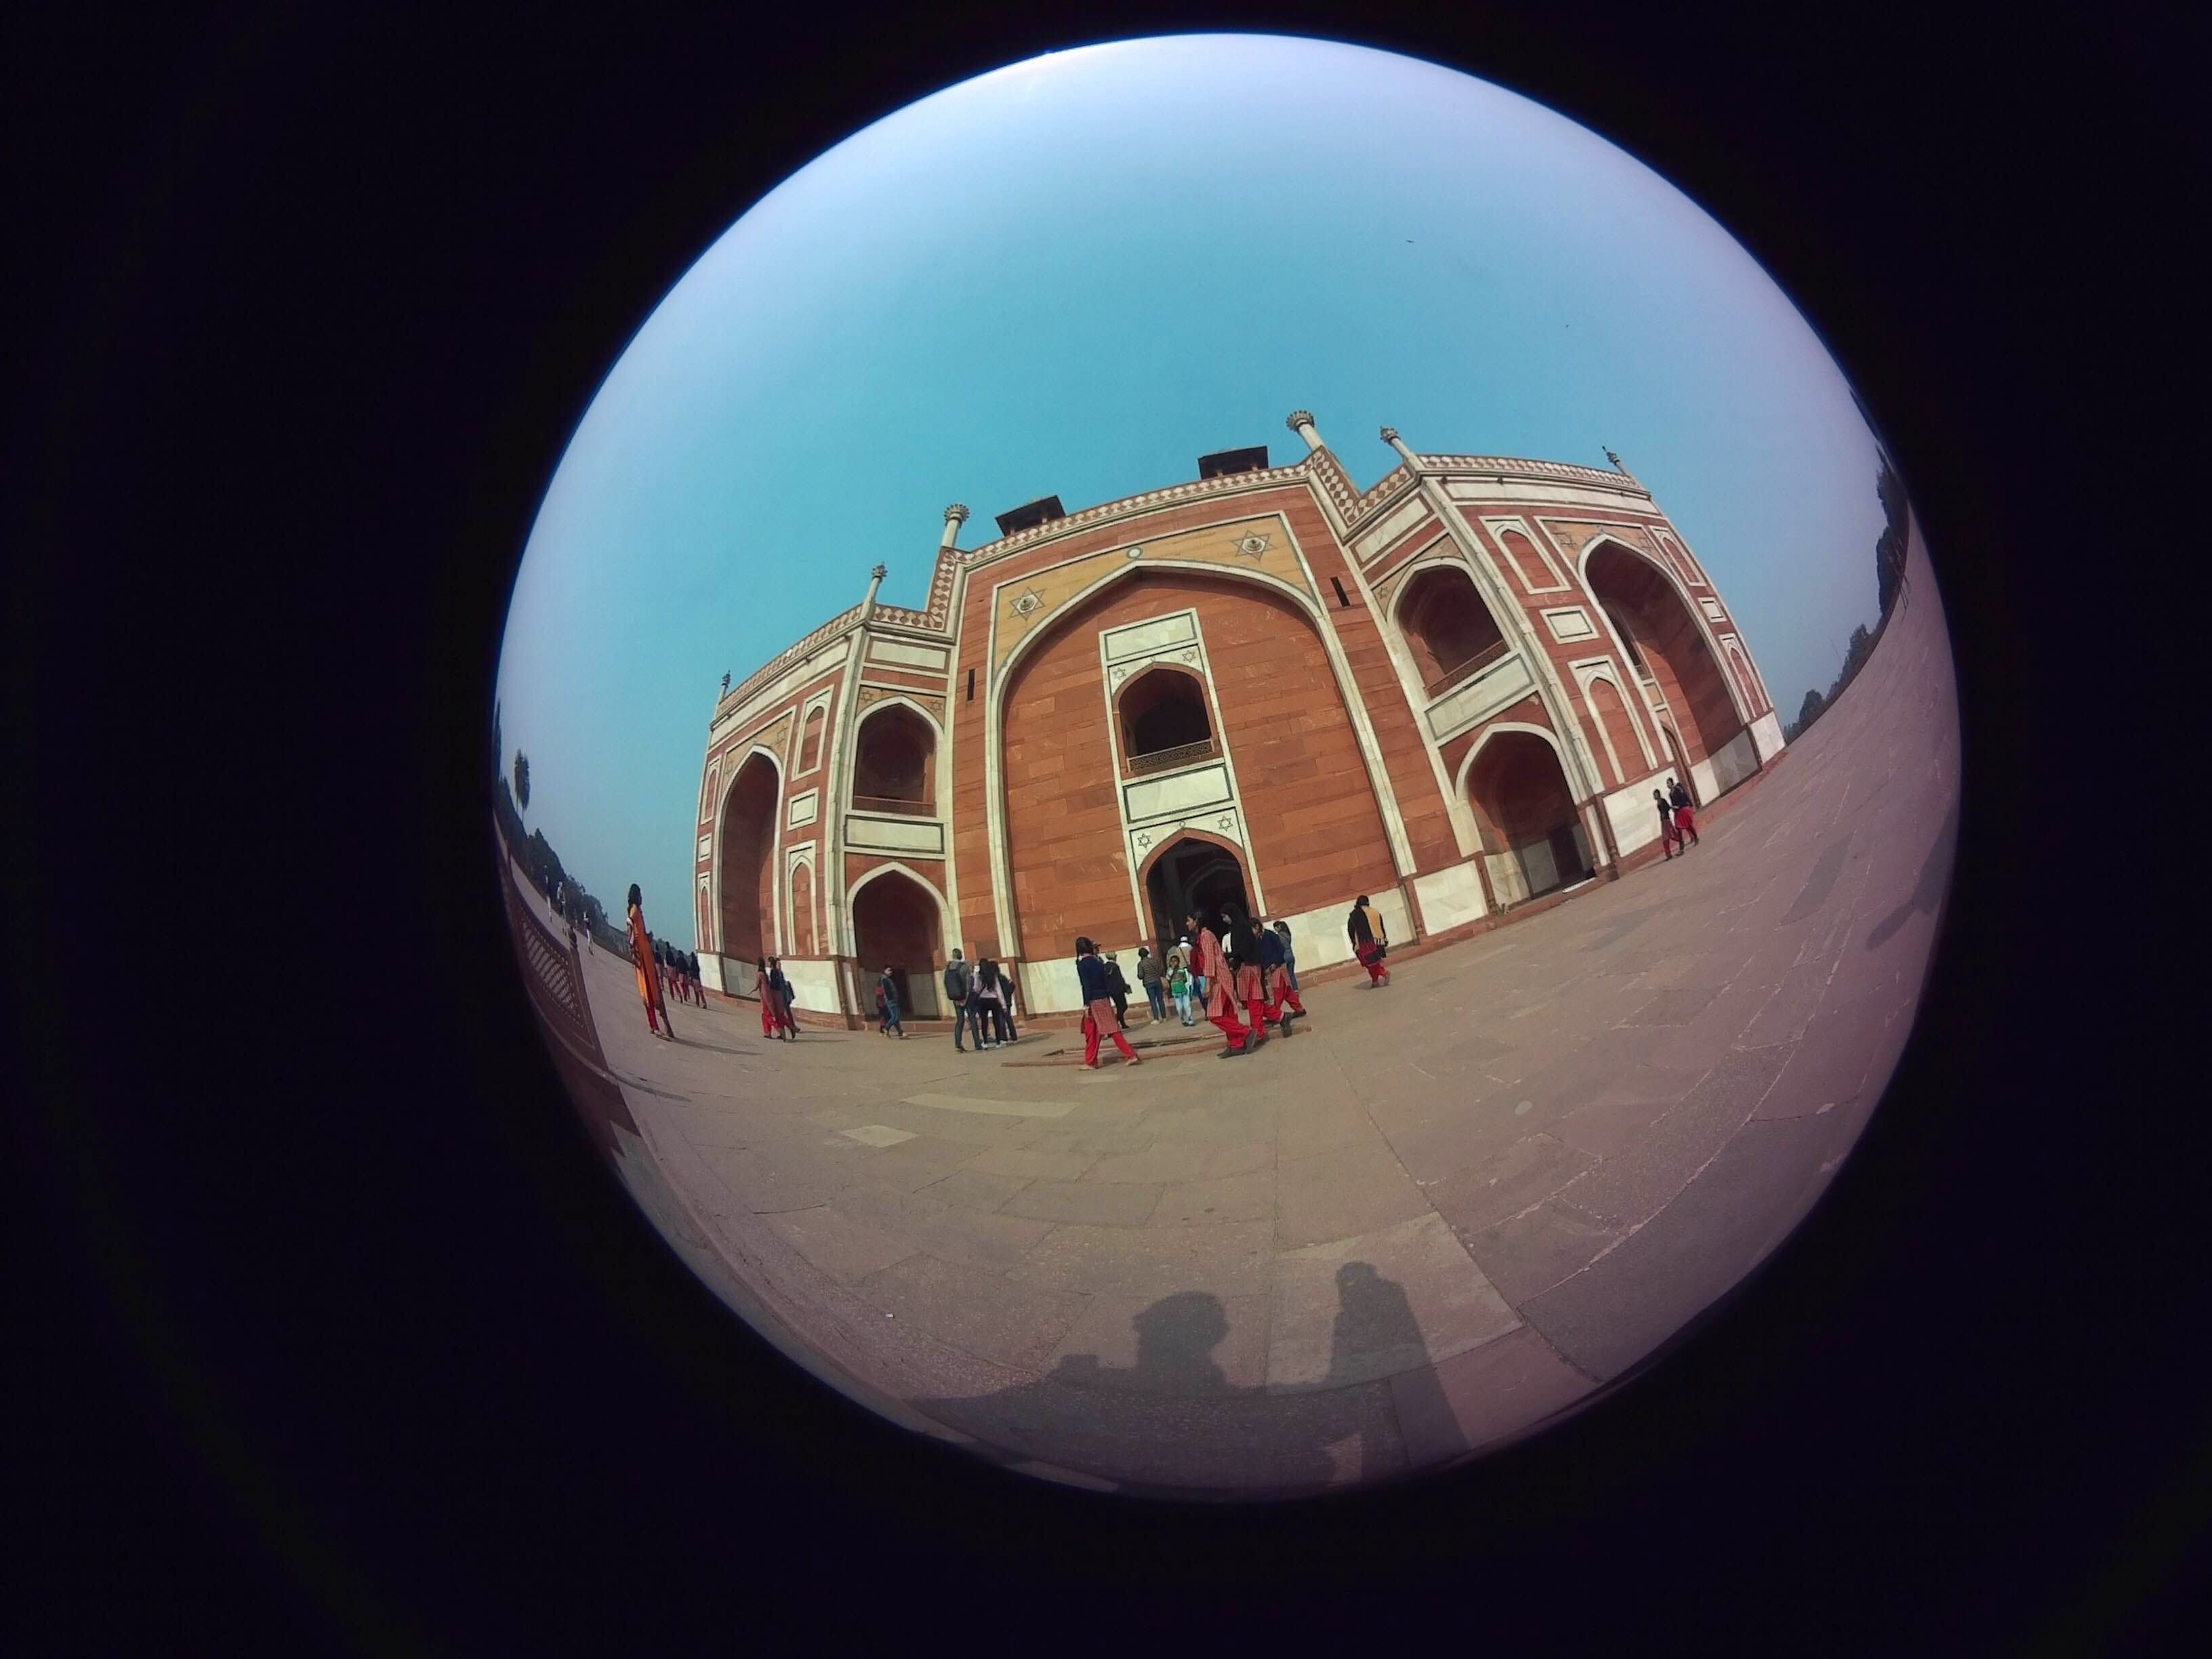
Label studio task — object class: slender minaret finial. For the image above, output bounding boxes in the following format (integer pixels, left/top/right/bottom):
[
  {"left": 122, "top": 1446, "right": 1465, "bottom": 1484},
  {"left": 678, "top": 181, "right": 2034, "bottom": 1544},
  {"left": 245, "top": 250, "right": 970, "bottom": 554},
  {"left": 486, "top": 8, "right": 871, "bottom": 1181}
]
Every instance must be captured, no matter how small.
[
  {"left": 1603, "top": 447, "right": 1624, "bottom": 470},
  {"left": 863, "top": 563, "right": 888, "bottom": 619},
  {"left": 940, "top": 504, "right": 968, "bottom": 552},
  {"left": 720, "top": 671, "right": 731, "bottom": 702},
  {"left": 1380, "top": 426, "right": 1418, "bottom": 467},
  {"left": 1286, "top": 410, "right": 1324, "bottom": 453}
]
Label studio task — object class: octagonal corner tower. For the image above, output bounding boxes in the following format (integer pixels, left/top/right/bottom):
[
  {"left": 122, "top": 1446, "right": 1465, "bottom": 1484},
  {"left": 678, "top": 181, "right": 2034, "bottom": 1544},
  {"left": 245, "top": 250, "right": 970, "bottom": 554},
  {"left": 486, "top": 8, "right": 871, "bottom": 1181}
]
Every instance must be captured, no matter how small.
[{"left": 692, "top": 415, "right": 1783, "bottom": 1025}]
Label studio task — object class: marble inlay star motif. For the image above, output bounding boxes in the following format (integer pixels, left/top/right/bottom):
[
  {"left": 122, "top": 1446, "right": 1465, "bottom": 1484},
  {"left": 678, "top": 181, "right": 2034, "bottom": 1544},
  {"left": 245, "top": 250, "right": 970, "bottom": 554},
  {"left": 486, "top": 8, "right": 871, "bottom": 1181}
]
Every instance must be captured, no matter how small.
[
  {"left": 1010, "top": 588, "right": 1044, "bottom": 620},
  {"left": 1233, "top": 531, "right": 1271, "bottom": 559}
]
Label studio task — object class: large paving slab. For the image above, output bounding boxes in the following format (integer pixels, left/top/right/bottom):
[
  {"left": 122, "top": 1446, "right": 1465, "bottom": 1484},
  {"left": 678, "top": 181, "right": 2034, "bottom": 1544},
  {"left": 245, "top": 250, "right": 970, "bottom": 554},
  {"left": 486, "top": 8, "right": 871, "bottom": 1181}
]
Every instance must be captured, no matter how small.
[{"left": 535, "top": 529, "right": 1960, "bottom": 1498}]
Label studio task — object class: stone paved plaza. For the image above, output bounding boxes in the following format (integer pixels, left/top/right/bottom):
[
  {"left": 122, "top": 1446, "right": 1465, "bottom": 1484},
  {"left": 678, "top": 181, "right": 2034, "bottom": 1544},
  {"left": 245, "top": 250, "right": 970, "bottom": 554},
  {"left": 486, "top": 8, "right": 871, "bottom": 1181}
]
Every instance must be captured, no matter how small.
[{"left": 536, "top": 535, "right": 1958, "bottom": 1498}]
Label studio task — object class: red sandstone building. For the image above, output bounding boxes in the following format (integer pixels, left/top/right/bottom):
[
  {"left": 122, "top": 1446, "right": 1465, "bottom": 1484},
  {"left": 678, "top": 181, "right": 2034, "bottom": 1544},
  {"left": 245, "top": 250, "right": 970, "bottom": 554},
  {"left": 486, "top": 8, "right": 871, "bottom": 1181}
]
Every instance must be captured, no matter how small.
[{"left": 692, "top": 412, "right": 1784, "bottom": 1025}]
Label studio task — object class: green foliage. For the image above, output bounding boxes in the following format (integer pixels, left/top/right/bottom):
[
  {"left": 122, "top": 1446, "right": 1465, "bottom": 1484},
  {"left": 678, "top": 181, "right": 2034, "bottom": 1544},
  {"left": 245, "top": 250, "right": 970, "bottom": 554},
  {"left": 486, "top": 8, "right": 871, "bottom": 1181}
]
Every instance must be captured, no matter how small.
[
  {"left": 513, "top": 749, "right": 531, "bottom": 816},
  {"left": 1875, "top": 453, "right": 1908, "bottom": 615},
  {"left": 1790, "top": 688, "right": 1826, "bottom": 738}
]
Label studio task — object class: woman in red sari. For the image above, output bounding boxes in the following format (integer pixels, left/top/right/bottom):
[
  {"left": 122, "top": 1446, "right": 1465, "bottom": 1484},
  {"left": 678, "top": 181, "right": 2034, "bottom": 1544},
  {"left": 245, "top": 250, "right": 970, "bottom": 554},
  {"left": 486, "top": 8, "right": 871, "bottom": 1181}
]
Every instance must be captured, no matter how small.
[
  {"left": 628, "top": 884, "right": 674, "bottom": 1040},
  {"left": 1186, "top": 907, "right": 1256, "bottom": 1059}
]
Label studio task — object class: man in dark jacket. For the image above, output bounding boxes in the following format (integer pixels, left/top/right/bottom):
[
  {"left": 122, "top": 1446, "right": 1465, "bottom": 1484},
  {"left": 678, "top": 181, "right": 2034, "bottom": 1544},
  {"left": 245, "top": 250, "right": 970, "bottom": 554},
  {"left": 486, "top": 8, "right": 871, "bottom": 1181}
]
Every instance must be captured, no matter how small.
[
  {"left": 1654, "top": 788, "right": 1679, "bottom": 859},
  {"left": 943, "top": 949, "right": 977, "bottom": 1052},
  {"left": 1103, "top": 952, "right": 1131, "bottom": 1027}
]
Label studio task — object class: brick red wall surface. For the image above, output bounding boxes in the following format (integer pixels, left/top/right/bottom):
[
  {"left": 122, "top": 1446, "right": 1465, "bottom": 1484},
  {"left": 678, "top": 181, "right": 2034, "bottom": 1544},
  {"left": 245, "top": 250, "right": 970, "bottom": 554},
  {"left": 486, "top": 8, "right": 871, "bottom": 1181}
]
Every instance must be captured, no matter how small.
[{"left": 998, "top": 570, "right": 1399, "bottom": 960}]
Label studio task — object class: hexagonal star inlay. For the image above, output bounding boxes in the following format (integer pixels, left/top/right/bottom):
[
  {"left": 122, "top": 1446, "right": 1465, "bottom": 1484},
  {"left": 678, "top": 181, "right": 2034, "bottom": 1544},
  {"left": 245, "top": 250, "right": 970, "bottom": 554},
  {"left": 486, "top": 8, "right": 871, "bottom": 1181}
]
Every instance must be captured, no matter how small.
[
  {"left": 1009, "top": 587, "right": 1044, "bottom": 620},
  {"left": 1233, "top": 531, "right": 1271, "bottom": 559}
]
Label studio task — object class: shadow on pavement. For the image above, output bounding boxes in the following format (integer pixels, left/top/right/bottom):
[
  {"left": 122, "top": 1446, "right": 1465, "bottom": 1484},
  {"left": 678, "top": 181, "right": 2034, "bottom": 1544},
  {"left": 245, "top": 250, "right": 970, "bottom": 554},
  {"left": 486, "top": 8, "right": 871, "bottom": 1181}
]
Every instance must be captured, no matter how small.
[
  {"left": 1864, "top": 798, "right": 1959, "bottom": 951},
  {"left": 906, "top": 1263, "right": 1460, "bottom": 1497}
]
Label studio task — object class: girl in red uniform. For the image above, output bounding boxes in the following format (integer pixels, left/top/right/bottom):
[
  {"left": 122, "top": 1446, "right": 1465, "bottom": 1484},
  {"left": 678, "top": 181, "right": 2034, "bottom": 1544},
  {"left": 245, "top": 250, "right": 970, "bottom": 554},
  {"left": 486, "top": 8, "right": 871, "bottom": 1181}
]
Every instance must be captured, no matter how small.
[
  {"left": 1187, "top": 908, "right": 1256, "bottom": 1059},
  {"left": 1075, "top": 938, "right": 1141, "bottom": 1069},
  {"left": 1221, "top": 904, "right": 1270, "bottom": 1043}
]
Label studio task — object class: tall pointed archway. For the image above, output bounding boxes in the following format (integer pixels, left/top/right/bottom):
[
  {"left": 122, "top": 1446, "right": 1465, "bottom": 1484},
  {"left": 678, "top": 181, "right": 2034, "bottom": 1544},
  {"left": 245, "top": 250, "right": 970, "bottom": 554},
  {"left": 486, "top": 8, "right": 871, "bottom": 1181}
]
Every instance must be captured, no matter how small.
[
  {"left": 1585, "top": 541, "right": 1743, "bottom": 773},
  {"left": 850, "top": 867, "right": 947, "bottom": 1019},
  {"left": 716, "top": 753, "right": 780, "bottom": 977},
  {"left": 1140, "top": 835, "right": 1251, "bottom": 955},
  {"left": 1464, "top": 729, "right": 1592, "bottom": 908}
]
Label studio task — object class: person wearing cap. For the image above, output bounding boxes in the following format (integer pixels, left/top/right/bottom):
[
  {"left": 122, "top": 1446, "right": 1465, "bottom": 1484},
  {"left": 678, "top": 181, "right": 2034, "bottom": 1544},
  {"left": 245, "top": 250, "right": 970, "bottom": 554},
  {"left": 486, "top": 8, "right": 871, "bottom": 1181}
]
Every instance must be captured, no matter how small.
[{"left": 1135, "top": 945, "right": 1166, "bottom": 1024}]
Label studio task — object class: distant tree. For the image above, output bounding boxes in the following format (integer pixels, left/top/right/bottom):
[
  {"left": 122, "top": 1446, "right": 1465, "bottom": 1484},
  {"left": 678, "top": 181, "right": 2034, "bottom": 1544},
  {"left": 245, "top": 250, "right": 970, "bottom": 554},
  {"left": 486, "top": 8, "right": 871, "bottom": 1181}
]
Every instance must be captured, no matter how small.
[
  {"left": 493, "top": 700, "right": 503, "bottom": 782},
  {"left": 1875, "top": 453, "right": 1909, "bottom": 615},
  {"left": 513, "top": 750, "right": 531, "bottom": 819},
  {"left": 1843, "top": 623, "right": 1875, "bottom": 678},
  {"left": 1791, "top": 688, "right": 1826, "bottom": 737}
]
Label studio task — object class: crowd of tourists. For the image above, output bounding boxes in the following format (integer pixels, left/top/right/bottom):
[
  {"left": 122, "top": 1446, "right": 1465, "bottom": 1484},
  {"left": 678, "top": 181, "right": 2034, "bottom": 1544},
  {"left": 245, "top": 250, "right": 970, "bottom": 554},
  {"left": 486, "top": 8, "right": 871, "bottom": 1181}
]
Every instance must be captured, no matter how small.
[
  {"left": 612, "top": 882, "right": 1400, "bottom": 1059},
  {"left": 598, "top": 771, "right": 1723, "bottom": 1057}
]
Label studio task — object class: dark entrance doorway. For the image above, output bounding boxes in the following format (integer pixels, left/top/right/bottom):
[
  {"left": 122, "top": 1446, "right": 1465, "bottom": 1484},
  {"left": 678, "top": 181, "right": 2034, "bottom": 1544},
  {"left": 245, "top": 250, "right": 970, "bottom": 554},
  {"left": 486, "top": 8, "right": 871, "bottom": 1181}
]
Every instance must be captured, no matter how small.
[{"left": 1143, "top": 838, "right": 1250, "bottom": 953}]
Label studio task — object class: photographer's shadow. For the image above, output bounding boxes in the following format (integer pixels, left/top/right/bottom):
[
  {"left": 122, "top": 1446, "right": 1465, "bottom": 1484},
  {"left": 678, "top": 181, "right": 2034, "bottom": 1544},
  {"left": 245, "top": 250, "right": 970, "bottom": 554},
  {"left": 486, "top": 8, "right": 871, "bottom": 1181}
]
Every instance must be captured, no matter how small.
[{"left": 909, "top": 1264, "right": 1458, "bottom": 1494}]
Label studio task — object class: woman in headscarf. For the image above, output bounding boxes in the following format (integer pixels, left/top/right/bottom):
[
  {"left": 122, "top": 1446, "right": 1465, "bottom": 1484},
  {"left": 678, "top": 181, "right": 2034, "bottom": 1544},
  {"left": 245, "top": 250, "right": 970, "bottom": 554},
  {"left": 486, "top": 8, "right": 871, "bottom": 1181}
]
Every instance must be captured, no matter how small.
[
  {"left": 1346, "top": 894, "right": 1390, "bottom": 987},
  {"left": 628, "top": 884, "right": 674, "bottom": 1039},
  {"left": 1220, "top": 903, "right": 1270, "bottom": 1042},
  {"left": 768, "top": 957, "right": 798, "bottom": 1039},
  {"left": 1261, "top": 918, "right": 1306, "bottom": 1037},
  {"left": 1187, "top": 906, "right": 1256, "bottom": 1059}
]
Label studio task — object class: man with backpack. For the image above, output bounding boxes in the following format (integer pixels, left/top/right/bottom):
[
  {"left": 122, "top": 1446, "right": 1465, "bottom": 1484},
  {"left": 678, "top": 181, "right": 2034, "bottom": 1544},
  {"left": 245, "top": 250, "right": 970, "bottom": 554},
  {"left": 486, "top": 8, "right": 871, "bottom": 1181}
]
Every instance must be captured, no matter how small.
[
  {"left": 1103, "top": 951, "right": 1131, "bottom": 1028},
  {"left": 943, "top": 949, "right": 978, "bottom": 1052}
]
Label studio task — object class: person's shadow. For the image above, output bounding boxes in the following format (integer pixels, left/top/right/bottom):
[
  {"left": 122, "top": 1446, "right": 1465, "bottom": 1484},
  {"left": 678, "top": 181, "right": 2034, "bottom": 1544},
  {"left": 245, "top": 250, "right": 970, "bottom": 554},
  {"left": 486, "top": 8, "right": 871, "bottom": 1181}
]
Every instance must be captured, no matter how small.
[
  {"left": 1324, "top": 1262, "right": 1460, "bottom": 1479},
  {"left": 1864, "top": 798, "right": 1959, "bottom": 951},
  {"left": 905, "top": 1267, "right": 1463, "bottom": 1494}
]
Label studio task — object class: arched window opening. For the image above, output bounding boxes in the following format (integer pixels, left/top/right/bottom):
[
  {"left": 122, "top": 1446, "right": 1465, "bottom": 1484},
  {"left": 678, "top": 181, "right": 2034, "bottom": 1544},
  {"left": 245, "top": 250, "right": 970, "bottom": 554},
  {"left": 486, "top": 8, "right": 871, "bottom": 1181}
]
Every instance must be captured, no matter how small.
[
  {"left": 1499, "top": 529, "right": 1551, "bottom": 590},
  {"left": 1118, "top": 666, "right": 1215, "bottom": 774},
  {"left": 789, "top": 862, "right": 817, "bottom": 957},
  {"left": 851, "top": 704, "right": 936, "bottom": 816},
  {"left": 798, "top": 707, "right": 825, "bottom": 773},
  {"left": 1397, "top": 567, "right": 1510, "bottom": 696}
]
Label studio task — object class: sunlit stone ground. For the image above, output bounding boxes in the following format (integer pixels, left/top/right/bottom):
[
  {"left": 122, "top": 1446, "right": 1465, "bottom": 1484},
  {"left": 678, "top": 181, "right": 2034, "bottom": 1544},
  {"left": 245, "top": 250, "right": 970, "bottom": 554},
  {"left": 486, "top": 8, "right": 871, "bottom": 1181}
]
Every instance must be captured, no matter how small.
[{"left": 532, "top": 528, "right": 1957, "bottom": 1498}]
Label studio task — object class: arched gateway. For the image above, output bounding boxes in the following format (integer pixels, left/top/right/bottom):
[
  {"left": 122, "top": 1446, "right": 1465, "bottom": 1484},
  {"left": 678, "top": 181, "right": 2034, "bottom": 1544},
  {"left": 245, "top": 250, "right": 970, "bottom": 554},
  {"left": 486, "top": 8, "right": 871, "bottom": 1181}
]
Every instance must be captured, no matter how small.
[{"left": 693, "top": 417, "right": 1782, "bottom": 1023}]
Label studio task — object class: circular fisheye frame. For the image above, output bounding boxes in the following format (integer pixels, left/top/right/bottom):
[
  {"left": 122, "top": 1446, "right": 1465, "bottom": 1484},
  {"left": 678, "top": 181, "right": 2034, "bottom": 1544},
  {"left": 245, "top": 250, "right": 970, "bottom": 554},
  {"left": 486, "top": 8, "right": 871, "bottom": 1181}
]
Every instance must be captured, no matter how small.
[{"left": 493, "top": 34, "right": 1958, "bottom": 1500}]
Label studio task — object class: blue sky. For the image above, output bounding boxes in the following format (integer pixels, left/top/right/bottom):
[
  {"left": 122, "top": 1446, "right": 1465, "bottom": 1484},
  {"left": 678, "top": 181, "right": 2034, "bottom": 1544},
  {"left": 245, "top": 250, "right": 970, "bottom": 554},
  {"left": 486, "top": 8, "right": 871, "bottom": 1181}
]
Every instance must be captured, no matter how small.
[{"left": 495, "top": 33, "right": 1895, "bottom": 936}]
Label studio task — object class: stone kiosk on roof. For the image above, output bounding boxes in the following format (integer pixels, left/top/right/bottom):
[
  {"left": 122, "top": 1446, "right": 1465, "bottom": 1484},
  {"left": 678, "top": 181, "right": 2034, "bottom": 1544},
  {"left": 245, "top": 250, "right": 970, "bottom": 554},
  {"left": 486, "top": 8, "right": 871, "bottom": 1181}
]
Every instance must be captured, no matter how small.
[{"left": 692, "top": 411, "right": 1784, "bottom": 1026}]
